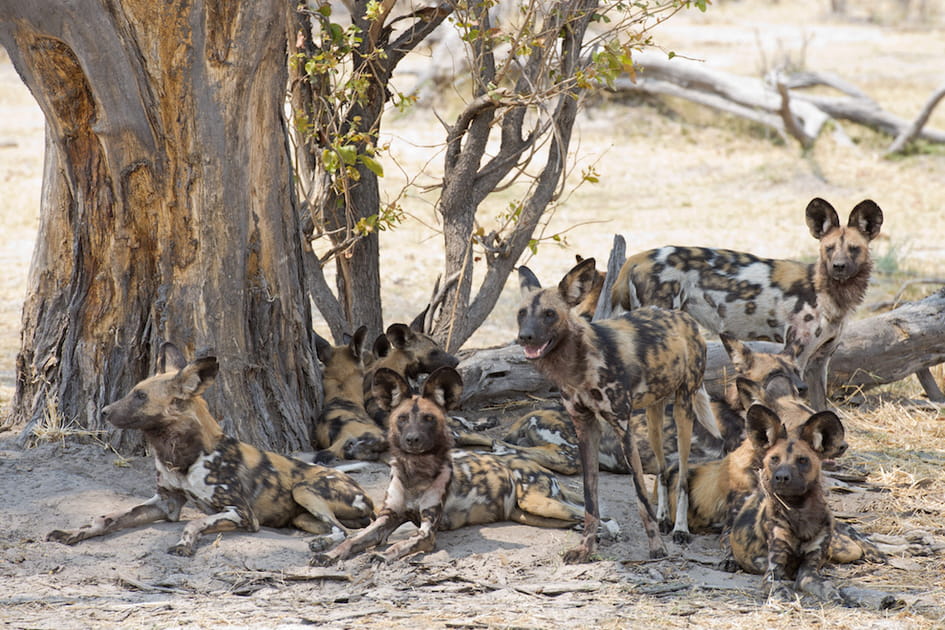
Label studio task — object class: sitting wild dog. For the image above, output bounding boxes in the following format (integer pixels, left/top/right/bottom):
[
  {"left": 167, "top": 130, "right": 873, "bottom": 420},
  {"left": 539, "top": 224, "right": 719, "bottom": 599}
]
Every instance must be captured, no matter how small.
[
  {"left": 517, "top": 257, "right": 720, "bottom": 562},
  {"left": 310, "top": 366, "right": 584, "bottom": 565},
  {"left": 362, "top": 320, "right": 459, "bottom": 428},
  {"left": 314, "top": 326, "right": 388, "bottom": 462},
  {"left": 612, "top": 198, "right": 884, "bottom": 410},
  {"left": 47, "top": 344, "right": 374, "bottom": 556},
  {"left": 674, "top": 336, "right": 880, "bottom": 567},
  {"left": 730, "top": 404, "right": 847, "bottom": 603}
]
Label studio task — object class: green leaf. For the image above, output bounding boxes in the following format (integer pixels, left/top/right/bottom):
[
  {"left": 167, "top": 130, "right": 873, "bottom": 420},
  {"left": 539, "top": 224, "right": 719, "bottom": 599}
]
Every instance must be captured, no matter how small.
[
  {"left": 360, "top": 155, "right": 384, "bottom": 177},
  {"left": 337, "top": 144, "right": 357, "bottom": 165}
]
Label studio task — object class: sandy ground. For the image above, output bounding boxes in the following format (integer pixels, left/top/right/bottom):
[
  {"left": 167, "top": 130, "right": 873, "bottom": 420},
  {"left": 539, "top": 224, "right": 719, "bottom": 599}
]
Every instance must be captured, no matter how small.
[{"left": 2, "top": 1, "right": 945, "bottom": 628}]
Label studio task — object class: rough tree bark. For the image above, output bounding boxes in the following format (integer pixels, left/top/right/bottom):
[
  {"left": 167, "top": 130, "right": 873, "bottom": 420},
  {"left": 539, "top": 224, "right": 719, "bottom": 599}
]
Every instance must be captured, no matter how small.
[{"left": 0, "top": 0, "right": 321, "bottom": 452}]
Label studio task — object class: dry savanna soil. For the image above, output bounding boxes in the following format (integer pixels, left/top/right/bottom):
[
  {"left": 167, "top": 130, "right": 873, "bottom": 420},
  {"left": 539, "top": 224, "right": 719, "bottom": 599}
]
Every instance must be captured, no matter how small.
[{"left": 2, "top": 2, "right": 945, "bottom": 628}]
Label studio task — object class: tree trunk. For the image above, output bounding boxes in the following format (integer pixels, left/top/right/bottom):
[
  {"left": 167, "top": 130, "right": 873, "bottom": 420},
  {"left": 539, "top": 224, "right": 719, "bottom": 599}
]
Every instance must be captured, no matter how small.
[{"left": 1, "top": 0, "right": 320, "bottom": 453}]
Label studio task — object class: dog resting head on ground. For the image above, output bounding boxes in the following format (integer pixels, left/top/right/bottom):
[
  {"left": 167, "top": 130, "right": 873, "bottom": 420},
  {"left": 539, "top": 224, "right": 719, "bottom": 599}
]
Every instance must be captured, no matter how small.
[
  {"left": 314, "top": 326, "right": 388, "bottom": 462},
  {"left": 517, "top": 257, "right": 719, "bottom": 563},
  {"left": 310, "top": 365, "right": 585, "bottom": 565},
  {"left": 46, "top": 343, "right": 374, "bottom": 556},
  {"left": 729, "top": 403, "right": 848, "bottom": 604}
]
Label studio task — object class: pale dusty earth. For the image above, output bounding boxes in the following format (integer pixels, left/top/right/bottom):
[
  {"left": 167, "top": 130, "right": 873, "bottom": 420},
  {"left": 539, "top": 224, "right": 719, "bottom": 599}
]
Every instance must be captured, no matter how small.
[{"left": 3, "top": 1, "right": 945, "bottom": 629}]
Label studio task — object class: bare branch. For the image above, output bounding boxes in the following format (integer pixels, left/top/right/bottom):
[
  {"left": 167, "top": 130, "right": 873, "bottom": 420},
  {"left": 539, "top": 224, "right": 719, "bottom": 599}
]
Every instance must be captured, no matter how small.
[{"left": 885, "top": 82, "right": 945, "bottom": 155}]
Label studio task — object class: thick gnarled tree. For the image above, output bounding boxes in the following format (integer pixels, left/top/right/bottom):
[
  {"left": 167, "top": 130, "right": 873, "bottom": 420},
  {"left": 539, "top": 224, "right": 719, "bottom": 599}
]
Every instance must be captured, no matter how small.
[{"left": 0, "top": 1, "right": 320, "bottom": 452}]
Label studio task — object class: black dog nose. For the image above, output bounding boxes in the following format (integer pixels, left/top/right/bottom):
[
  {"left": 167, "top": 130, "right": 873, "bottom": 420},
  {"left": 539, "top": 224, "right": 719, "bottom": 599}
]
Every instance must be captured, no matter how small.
[{"left": 773, "top": 467, "right": 792, "bottom": 485}]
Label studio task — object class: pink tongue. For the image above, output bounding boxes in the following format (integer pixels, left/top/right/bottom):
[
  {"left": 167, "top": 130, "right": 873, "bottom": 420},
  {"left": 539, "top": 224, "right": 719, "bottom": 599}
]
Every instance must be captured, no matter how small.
[{"left": 523, "top": 343, "right": 546, "bottom": 359}]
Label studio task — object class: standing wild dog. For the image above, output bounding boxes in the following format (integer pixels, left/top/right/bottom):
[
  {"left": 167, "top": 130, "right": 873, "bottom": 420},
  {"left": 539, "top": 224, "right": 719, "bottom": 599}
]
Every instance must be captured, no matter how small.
[
  {"left": 517, "top": 257, "right": 719, "bottom": 562},
  {"left": 730, "top": 404, "right": 847, "bottom": 603},
  {"left": 47, "top": 344, "right": 374, "bottom": 556},
  {"left": 310, "top": 366, "right": 584, "bottom": 565},
  {"left": 612, "top": 198, "right": 884, "bottom": 410},
  {"left": 314, "top": 326, "right": 388, "bottom": 462},
  {"left": 362, "top": 321, "right": 459, "bottom": 428}
]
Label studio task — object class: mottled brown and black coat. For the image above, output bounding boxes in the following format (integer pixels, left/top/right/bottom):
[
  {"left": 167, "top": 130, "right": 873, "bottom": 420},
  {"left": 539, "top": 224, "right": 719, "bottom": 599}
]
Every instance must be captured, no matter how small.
[
  {"left": 311, "top": 367, "right": 584, "bottom": 565},
  {"left": 314, "top": 326, "right": 388, "bottom": 462},
  {"left": 47, "top": 344, "right": 374, "bottom": 556},
  {"left": 516, "top": 257, "right": 719, "bottom": 563},
  {"left": 729, "top": 404, "right": 847, "bottom": 603},
  {"left": 612, "top": 198, "right": 884, "bottom": 410}
]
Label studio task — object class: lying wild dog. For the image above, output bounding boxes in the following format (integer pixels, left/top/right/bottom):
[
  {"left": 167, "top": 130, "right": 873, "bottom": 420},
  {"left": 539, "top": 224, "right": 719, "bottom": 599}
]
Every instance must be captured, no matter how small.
[
  {"left": 497, "top": 400, "right": 734, "bottom": 477},
  {"left": 671, "top": 336, "right": 880, "bottom": 566},
  {"left": 47, "top": 343, "right": 374, "bottom": 556},
  {"left": 362, "top": 320, "right": 459, "bottom": 428},
  {"left": 310, "top": 366, "right": 584, "bottom": 565},
  {"left": 313, "top": 326, "right": 388, "bottom": 462},
  {"left": 517, "top": 257, "right": 719, "bottom": 562},
  {"left": 730, "top": 403, "right": 847, "bottom": 603},
  {"left": 612, "top": 198, "right": 884, "bottom": 410}
]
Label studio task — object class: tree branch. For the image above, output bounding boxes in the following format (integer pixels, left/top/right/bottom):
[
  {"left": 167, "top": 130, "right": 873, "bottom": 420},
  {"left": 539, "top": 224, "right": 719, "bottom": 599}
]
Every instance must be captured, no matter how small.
[{"left": 885, "top": 82, "right": 945, "bottom": 155}]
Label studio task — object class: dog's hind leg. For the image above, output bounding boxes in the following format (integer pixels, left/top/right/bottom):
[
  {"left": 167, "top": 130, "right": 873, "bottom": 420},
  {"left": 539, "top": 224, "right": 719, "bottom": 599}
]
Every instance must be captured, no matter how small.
[
  {"left": 670, "top": 390, "right": 694, "bottom": 544},
  {"left": 644, "top": 404, "right": 672, "bottom": 534}
]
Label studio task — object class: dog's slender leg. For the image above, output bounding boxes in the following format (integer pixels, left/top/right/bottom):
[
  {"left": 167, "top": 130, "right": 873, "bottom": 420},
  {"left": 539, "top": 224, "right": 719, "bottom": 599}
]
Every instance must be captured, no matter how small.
[
  {"left": 619, "top": 417, "right": 667, "bottom": 559},
  {"left": 803, "top": 348, "right": 833, "bottom": 411},
  {"left": 372, "top": 508, "right": 441, "bottom": 562},
  {"left": 565, "top": 413, "right": 602, "bottom": 564},
  {"left": 310, "top": 511, "right": 405, "bottom": 565},
  {"left": 47, "top": 491, "right": 185, "bottom": 545},
  {"left": 670, "top": 391, "right": 694, "bottom": 544},
  {"left": 169, "top": 506, "right": 257, "bottom": 556},
  {"left": 644, "top": 404, "right": 671, "bottom": 533}
]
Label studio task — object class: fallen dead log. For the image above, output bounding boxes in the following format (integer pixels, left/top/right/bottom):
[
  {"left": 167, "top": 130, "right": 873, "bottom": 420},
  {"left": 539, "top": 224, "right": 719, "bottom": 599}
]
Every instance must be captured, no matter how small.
[
  {"left": 613, "top": 50, "right": 945, "bottom": 152},
  {"left": 458, "top": 289, "right": 945, "bottom": 408}
]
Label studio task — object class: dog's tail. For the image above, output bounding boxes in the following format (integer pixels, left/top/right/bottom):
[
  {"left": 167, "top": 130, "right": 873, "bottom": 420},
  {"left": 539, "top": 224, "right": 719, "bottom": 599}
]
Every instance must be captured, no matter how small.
[{"left": 693, "top": 385, "right": 721, "bottom": 439}]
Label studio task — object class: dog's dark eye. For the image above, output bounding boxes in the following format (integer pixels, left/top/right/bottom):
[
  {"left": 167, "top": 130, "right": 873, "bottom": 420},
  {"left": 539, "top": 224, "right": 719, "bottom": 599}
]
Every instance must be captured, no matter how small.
[
  {"left": 848, "top": 246, "right": 860, "bottom": 258},
  {"left": 134, "top": 390, "right": 147, "bottom": 401},
  {"left": 396, "top": 414, "right": 408, "bottom": 428},
  {"left": 825, "top": 245, "right": 835, "bottom": 256},
  {"left": 543, "top": 309, "right": 556, "bottom": 321},
  {"left": 769, "top": 455, "right": 780, "bottom": 465},
  {"left": 517, "top": 308, "right": 526, "bottom": 322},
  {"left": 797, "top": 456, "right": 810, "bottom": 467},
  {"left": 422, "top": 414, "right": 436, "bottom": 425}
]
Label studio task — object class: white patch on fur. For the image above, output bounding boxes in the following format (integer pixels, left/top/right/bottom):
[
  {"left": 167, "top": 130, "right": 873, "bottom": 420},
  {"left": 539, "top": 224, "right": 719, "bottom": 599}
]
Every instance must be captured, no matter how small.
[{"left": 155, "top": 452, "right": 218, "bottom": 506}]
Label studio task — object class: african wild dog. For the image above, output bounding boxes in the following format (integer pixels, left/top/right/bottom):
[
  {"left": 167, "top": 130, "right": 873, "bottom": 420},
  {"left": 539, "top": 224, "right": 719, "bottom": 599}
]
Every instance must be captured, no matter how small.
[
  {"left": 517, "top": 257, "right": 719, "bottom": 562},
  {"left": 670, "top": 335, "right": 880, "bottom": 567},
  {"left": 310, "top": 366, "right": 585, "bottom": 565},
  {"left": 612, "top": 198, "right": 884, "bottom": 410},
  {"left": 46, "top": 344, "right": 374, "bottom": 556},
  {"left": 362, "top": 320, "right": 459, "bottom": 428},
  {"left": 730, "top": 404, "right": 847, "bottom": 603},
  {"left": 314, "top": 326, "right": 388, "bottom": 462}
]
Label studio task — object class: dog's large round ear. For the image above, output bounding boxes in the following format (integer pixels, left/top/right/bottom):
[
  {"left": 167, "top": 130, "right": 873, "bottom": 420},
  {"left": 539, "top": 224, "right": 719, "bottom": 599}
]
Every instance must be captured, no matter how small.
[
  {"left": 735, "top": 376, "right": 765, "bottom": 412},
  {"left": 350, "top": 325, "right": 368, "bottom": 360},
  {"left": 745, "top": 403, "right": 785, "bottom": 452},
  {"left": 848, "top": 199, "right": 883, "bottom": 241},
  {"left": 800, "top": 410, "right": 847, "bottom": 459},
  {"left": 557, "top": 257, "right": 597, "bottom": 308},
  {"left": 409, "top": 305, "right": 430, "bottom": 333},
  {"left": 422, "top": 366, "right": 463, "bottom": 411},
  {"left": 314, "top": 332, "right": 333, "bottom": 364},
  {"left": 173, "top": 356, "right": 219, "bottom": 398},
  {"left": 720, "top": 333, "right": 752, "bottom": 373},
  {"left": 386, "top": 323, "right": 414, "bottom": 350},
  {"left": 372, "top": 367, "right": 411, "bottom": 412},
  {"left": 805, "top": 197, "right": 841, "bottom": 240},
  {"left": 372, "top": 333, "right": 391, "bottom": 359},
  {"left": 158, "top": 342, "right": 188, "bottom": 374},
  {"left": 518, "top": 266, "right": 542, "bottom": 298}
]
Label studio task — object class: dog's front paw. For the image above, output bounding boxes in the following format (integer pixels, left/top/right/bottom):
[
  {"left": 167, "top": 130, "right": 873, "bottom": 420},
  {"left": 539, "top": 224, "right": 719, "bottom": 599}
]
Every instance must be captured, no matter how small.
[
  {"left": 308, "top": 536, "right": 335, "bottom": 553},
  {"left": 671, "top": 530, "right": 691, "bottom": 545},
  {"left": 46, "top": 529, "right": 82, "bottom": 545},
  {"left": 309, "top": 553, "right": 336, "bottom": 567},
  {"left": 765, "top": 581, "right": 796, "bottom": 605},
  {"left": 166, "top": 542, "right": 196, "bottom": 557}
]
